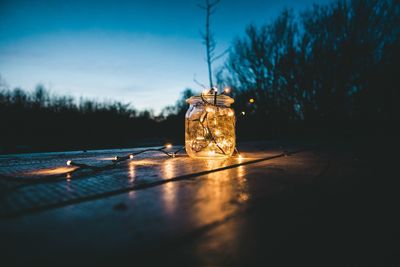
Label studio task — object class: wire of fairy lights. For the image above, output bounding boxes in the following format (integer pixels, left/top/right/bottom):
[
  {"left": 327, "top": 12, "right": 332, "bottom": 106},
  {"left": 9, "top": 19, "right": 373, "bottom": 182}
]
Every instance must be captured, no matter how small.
[
  {"left": 0, "top": 145, "right": 186, "bottom": 184},
  {"left": 66, "top": 144, "right": 185, "bottom": 170}
]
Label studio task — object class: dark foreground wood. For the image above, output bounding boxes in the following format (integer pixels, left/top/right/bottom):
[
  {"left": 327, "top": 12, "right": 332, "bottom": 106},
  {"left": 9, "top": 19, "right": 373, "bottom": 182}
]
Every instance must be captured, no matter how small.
[{"left": 0, "top": 140, "right": 398, "bottom": 266}]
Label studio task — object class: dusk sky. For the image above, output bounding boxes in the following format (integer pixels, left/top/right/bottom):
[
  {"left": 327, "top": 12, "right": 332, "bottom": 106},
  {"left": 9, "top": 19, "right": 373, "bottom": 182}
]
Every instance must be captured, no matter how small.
[{"left": 0, "top": 0, "right": 330, "bottom": 113}]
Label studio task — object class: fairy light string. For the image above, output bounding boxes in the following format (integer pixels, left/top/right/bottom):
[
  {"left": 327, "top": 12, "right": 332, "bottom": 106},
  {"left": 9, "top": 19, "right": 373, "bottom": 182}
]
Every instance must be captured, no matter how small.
[
  {"left": 0, "top": 145, "right": 186, "bottom": 184},
  {"left": 66, "top": 145, "right": 185, "bottom": 171}
]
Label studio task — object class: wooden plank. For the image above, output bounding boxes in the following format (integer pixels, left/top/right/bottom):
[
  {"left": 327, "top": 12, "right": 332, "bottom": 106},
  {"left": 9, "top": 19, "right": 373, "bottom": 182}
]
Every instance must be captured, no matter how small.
[
  {"left": 0, "top": 142, "right": 303, "bottom": 217},
  {"left": 0, "top": 147, "right": 327, "bottom": 266},
  {"left": 1, "top": 141, "right": 395, "bottom": 266}
]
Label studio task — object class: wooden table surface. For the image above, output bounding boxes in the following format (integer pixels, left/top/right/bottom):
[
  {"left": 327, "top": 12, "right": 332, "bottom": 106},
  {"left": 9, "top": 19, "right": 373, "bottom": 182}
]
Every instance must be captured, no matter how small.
[{"left": 0, "top": 140, "right": 397, "bottom": 266}]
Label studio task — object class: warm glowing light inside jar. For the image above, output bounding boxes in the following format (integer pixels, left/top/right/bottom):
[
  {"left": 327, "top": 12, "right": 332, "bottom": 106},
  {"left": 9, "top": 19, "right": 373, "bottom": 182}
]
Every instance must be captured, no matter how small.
[{"left": 185, "top": 93, "right": 235, "bottom": 158}]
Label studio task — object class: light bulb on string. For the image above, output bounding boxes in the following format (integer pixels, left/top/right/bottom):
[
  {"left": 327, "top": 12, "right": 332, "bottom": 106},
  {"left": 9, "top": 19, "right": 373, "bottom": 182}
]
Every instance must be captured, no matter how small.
[{"left": 165, "top": 143, "right": 172, "bottom": 149}]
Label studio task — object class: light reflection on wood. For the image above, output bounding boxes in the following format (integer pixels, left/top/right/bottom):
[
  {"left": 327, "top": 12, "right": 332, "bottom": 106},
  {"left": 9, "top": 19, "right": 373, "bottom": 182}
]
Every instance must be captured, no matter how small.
[
  {"left": 128, "top": 161, "right": 136, "bottom": 182},
  {"left": 133, "top": 159, "right": 159, "bottom": 166},
  {"left": 192, "top": 159, "right": 250, "bottom": 225},
  {"left": 161, "top": 158, "right": 178, "bottom": 214},
  {"left": 27, "top": 166, "right": 77, "bottom": 176},
  {"left": 96, "top": 157, "right": 116, "bottom": 161},
  {"left": 192, "top": 160, "right": 249, "bottom": 261},
  {"left": 236, "top": 165, "right": 249, "bottom": 203}
]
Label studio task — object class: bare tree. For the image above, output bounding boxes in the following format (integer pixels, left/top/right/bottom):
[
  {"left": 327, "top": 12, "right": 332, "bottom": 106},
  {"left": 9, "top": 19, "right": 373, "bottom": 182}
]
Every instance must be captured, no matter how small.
[{"left": 198, "top": 0, "right": 226, "bottom": 89}]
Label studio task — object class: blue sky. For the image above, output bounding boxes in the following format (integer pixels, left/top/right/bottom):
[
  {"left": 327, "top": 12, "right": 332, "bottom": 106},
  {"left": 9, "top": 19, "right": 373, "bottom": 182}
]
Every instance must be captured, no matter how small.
[{"left": 0, "top": 0, "right": 330, "bottom": 113}]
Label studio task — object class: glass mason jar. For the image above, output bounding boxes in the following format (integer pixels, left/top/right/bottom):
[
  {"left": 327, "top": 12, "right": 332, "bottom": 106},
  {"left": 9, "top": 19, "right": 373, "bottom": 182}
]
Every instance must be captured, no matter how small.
[{"left": 185, "top": 93, "right": 235, "bottom": 158}]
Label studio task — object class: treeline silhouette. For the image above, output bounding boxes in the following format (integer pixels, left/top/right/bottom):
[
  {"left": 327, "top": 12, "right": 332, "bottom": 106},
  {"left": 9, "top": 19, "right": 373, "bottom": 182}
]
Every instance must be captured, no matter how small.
[
  {"left": 1, "top": 0, "right": 399, "bottom": 153},
  {"left": 219, "top": 0, "right": 399, "bottom": 138},
  {"left": 0, "top": 85, "right": 185, "bottom": 153}
]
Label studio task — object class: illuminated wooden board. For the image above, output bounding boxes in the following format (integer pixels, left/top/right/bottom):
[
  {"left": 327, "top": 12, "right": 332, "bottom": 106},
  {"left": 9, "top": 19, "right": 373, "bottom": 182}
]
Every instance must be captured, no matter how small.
[
  {"left": 1, "top": 141, "right": 374, "bottom": 266},
  {"left": 0, "top": 142, "right": 304, "bottom": 217}
]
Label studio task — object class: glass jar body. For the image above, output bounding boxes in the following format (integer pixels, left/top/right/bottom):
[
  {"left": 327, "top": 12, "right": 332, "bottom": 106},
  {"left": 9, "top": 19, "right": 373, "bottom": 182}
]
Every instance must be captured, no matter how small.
[{"left": 185, "top": 97, "right": 236, "bottom": 158}]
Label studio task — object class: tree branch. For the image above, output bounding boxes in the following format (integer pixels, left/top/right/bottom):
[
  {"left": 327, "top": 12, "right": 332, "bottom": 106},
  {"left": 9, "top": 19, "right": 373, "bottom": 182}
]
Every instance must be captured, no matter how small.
[
  {"left": 193, "top": 74, "right": 207, "bottom": 89},
  {"left": 199, "top": 0, "right": 221, "bottom": 89}
]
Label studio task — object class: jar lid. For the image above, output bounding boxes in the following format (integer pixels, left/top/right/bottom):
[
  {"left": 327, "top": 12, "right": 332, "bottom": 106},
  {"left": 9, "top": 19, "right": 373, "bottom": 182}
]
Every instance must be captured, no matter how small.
[{"left": 186, "top": 94, "right": 234, "bottom": 106}]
